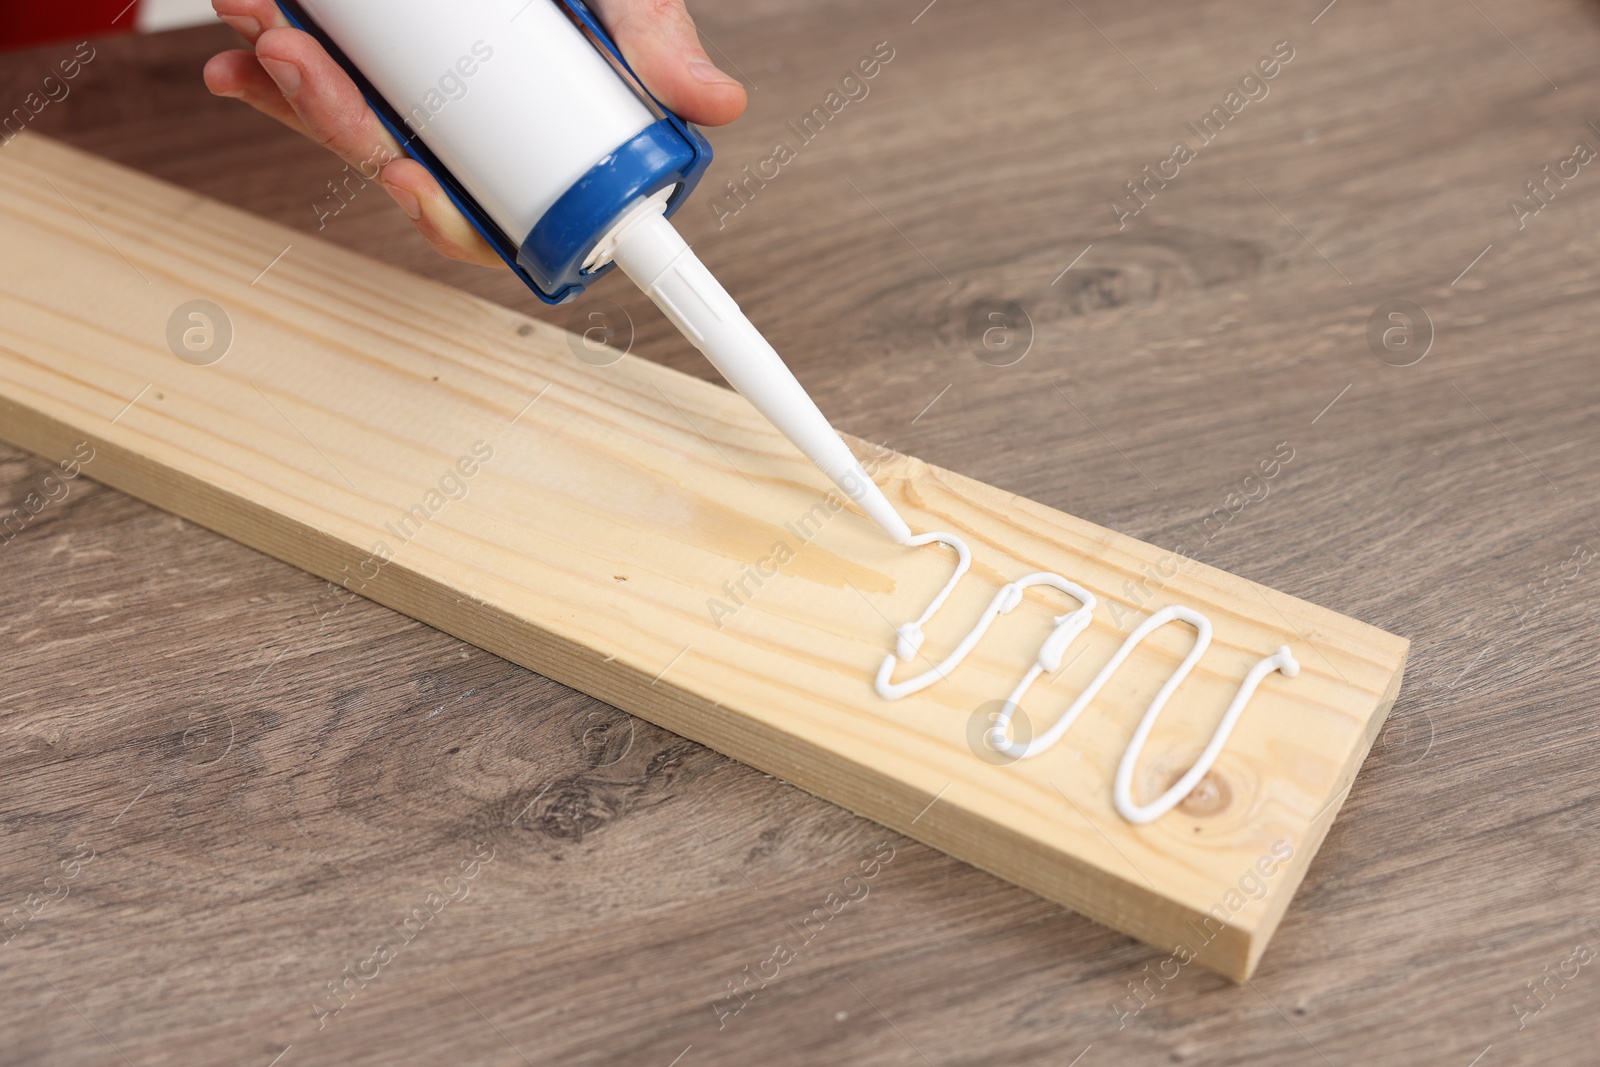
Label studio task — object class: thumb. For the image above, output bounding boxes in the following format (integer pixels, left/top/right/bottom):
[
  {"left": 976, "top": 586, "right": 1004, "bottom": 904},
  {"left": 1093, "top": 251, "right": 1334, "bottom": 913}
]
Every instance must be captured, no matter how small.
[{"left": 590, "top": 0, "right": 748, "bottom": 127}]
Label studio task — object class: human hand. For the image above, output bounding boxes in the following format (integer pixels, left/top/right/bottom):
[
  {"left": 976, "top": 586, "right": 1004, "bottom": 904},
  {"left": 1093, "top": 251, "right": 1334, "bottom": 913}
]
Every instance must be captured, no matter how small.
[{"left": 204, "top": 0, "right": 747, "bottom": 265}]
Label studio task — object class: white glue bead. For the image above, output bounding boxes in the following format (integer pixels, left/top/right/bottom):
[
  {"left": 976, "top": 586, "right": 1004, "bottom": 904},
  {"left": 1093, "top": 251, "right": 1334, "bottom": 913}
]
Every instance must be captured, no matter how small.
[
  {"left": 1276, "top": 646, "right": 1300, "bottom": 677},
  {"left": 995, "top": 584, "right": 1024, "bottom": 614},
  {"left": 1037, "top": 610, "right": 1090, "bottom": 672},
  {"left": 896, "top": 622, "right": 924, "bottom": 662}
]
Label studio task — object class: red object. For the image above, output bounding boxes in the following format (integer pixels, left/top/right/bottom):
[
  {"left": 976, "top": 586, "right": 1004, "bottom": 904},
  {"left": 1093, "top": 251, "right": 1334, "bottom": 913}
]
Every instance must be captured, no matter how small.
[{"left": 0, "top": 0, "right": 138, "bottom": 51}]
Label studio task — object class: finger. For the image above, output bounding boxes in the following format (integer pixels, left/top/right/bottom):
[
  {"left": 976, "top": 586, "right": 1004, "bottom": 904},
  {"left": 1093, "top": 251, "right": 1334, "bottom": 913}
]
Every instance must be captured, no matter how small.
[
  {"left": 203, "top": 49, "right": 308, "bottom": 134},
  {"left": 379, "top": 158, "right": 503, "bottom": 268},
  {"left": 252, "top": 26, "right": 405, "bottom": 172},
  {"left": 591, "top": 0, "right": 747, "bottom": 127},
  {"left": 210, "top": 0, "right": 291, "bottom": 45}
]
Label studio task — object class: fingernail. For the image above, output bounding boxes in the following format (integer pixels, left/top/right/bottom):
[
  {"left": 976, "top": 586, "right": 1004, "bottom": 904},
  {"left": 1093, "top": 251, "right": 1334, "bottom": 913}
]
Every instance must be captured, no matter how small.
[
  {"left": 218, "top": 15, "right": 260, "bottom": 38},
  {"left": 383, "top": 181, "right": 422, "bottom": 221},
  {"left": 258, "top": 57, "right": 301, "bottom": 95},
  {"left": 688, "top": 59, "right": 739, "bottom": 87}
]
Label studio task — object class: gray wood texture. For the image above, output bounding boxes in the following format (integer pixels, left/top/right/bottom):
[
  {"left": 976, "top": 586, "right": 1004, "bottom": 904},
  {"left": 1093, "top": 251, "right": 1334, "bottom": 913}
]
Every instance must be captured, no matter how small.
[{"left": 2, "top": 1, "right": 1597, "bottom": 1064}]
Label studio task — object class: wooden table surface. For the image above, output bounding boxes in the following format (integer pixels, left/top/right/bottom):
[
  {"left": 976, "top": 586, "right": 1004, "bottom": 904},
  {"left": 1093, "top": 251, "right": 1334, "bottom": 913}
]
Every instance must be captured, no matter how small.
[{"left": 2, "top": 2, "right": 1597, "bottom": 1064}]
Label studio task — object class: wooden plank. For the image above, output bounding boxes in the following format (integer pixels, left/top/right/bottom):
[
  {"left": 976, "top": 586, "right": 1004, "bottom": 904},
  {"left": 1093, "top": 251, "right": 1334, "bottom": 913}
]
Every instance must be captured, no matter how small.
[{"left": 0, "top": 132, "right": 1406, "bottom": 980}]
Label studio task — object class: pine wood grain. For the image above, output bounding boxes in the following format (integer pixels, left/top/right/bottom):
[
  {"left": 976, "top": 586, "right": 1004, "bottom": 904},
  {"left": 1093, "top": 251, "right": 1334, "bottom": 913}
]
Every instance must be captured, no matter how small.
[
  {"left": 0, "top": 129, "right": 1406, "bottom": 983},
  {"left": 2, "top": 3, "right": 1598, "bottom": 1065}
]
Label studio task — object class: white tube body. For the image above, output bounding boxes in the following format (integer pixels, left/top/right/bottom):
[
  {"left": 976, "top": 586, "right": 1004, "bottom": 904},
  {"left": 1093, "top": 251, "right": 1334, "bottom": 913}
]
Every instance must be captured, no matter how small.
[
  {"left": 295, "top": 0, "right": 654, "bottom": 240},
  {"left": 612, "top": 211, "right": 912, "bottom": 543}
]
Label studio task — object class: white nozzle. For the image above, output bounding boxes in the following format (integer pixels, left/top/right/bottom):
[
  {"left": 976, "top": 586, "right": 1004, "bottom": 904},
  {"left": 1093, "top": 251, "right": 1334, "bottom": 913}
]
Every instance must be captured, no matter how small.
[{"left": 608, "top": 207, "right": 912, "bottom": 545}]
